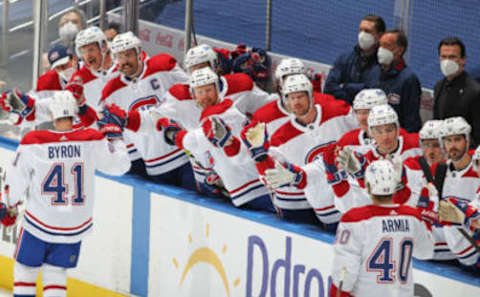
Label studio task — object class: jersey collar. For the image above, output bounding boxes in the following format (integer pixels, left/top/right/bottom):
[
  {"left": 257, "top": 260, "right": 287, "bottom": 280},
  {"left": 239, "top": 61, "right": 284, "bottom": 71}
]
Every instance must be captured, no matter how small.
[
  {"left": 372, "top": 135, "right": 404, "bottom": 159},
  {"left": 290, "top": 105, "right": 321, "bottom": 133}
]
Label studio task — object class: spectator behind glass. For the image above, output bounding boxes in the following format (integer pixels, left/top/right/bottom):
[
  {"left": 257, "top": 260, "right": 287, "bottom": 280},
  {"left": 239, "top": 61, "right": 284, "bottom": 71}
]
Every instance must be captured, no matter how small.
[
  {"left": 58, "top": 8, "right": 87, "bottom": 48},
  {"left": 433, "top": 37, "right": 480, "bottom": 147},
  {"left": 324, "top": 14, "right": 385, "bottom": 104},
  {"left": 377, "top": 29, "right": 422, "bottom": 132},
  {"left": 104, "top": 22, "right": 122, "bottom": 42}
]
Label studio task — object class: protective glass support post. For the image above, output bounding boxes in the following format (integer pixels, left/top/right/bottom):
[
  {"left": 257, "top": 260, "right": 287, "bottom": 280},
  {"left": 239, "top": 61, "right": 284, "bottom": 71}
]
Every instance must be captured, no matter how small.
[
  {"left": 393, "top": 0, "right": 413, "bottom": 62},
  {"left": 124, "top": 0, "right": 139, "bottom": 35},
  {"left": 32, "top": 0, "right": 48, "bottom": 90},
  {"left": 265, "top": 0, "right": 272, "bottom": 51},
  {"left": 1, "top": 0, "right": 9, "bottom": 66},
  {"left": 99, "top": 0, "right": 106, "bottom": 30},
  {"left": 184, "top": 0, "right": 193, "bottom": 54}
]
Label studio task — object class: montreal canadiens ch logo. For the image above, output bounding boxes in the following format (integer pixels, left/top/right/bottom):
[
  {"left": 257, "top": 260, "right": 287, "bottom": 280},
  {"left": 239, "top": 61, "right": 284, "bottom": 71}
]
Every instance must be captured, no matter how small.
[
  {"left": 304, "top": 141, "right": 335, "bottom": 163},
  {"left": 129, "top": 95, "right": 161, "bottom": 111}
]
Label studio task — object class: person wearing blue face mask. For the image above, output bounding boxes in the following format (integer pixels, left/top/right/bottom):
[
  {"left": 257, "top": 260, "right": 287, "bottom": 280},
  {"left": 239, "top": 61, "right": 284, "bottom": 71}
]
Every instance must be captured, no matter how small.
[
  {"left": 377, "top": 29, "right": 422, "bottom": 133},
  {"left": 433, "top": 37, "right": 480, "bottom": 147},
  {"left": 324, "top": 15, "right": 385, "bottom": 105}
]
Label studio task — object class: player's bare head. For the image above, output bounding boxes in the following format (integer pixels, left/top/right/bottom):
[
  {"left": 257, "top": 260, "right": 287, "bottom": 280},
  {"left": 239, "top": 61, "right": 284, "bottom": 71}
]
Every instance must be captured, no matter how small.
[
  {"left": 353, "top": 89, "right": 387, "bottom": 133},
  {"left": 184, "top": 44, "right": 218, "bottom": 74},
  {"left": 368, "top": 105, "right": 399, "bottom": 154},
  {"left": 49, "top": 91, "right": 78, "bottom": 130},
  {"left": 441, "top": 117, "right": 471, "bottom": 162},
  {"left": 419, "top": 120, "right": 444, "bottom": 165},
  {"left": 365, "top": 160, "right": 396, "bottom": 203},
  {"left": 111, "top": 32, "right": 143, "bottom": 78},
  {"left": 282, "top": 74, "right": 313, "bottom": 117},
  {"left": 75, "top": 27, "right": 108, "bottom": 71},
  {"left": 189, "top": 67, "right": 220, "bottom": 109}
]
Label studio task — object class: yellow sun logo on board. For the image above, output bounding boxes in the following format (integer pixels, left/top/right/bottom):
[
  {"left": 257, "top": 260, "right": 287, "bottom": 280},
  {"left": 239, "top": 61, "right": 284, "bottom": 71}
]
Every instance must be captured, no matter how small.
[{"left": 172, "top": 223, "right": 240, "bottom": 296}]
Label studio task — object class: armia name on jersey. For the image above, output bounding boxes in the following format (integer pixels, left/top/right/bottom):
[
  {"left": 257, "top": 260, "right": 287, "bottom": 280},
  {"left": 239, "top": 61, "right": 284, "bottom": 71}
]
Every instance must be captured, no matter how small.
[
  {"left": 382, "top": 218, "right": 410, "bottom": 233},
  {"left": 48, "top": 144, "right": 81, "bottom": 159}
]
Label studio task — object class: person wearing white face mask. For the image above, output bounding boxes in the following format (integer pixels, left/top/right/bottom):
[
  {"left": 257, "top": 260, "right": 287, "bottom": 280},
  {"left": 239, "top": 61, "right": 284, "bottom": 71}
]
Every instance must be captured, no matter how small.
[
  {"left": 377, "top": 29, "right": 422, "bottom": 133},
  {"left": 433, "top": 37, "right": 480, "bottom": 147},
  {"left": 324, "top": 15, "right": 385, "bottom": 104},
  {"left": 31, "top": 45, "right": 78, "bottom": 100},
  {"left": 58, "top": 9, "right": 86, "bottom": 47}
]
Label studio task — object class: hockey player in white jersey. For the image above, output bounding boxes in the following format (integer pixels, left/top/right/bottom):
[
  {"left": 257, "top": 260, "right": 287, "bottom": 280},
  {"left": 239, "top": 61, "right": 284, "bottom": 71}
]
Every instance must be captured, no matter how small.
[
  {"left": 151, "top": 67, "right": 275, "bottom": 211},
  {"left": 251, "top": 58, "right": 336, "bottom": 138},
  {"left": 93, "top": 31, "right": 194, "bottom": 188},
  {"left": 329, "top": 160, "right": 434, "bottom": 297},
  {"left": 0, "top": 91, "right": 130, "bottom": 297},
  {"left": 240, "top": 74, "right": 357, "bottom": 228},
  {"left": 257, "top": 104, "right": 421, "bottom": 223},
  {"left": 403, "top": 120, "right": 445, "bottom": 201},
  {"left": 336, "top": 88, "right": 389, "bottom": 154},
  {"left": 432, "top": 117, "right": 480, "bottom": 268}
]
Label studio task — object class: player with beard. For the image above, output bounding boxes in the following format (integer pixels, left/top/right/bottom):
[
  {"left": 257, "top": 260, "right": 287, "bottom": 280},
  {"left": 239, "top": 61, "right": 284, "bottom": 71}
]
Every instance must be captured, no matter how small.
[{"left": 431, "top": 117, "right": 480, "bottom": 268}]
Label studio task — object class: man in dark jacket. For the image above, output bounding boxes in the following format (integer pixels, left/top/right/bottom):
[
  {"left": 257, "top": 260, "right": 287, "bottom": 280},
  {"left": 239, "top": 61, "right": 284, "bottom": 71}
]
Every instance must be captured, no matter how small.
[
  {"left": 377, "top": 29, "right": 422, "bottom": 132},
  {"left": 324, "top": 15, "right": 385, "bottom": 104},
  {"left": 433, "top": 37, "right": 480, "bottom": 147}
]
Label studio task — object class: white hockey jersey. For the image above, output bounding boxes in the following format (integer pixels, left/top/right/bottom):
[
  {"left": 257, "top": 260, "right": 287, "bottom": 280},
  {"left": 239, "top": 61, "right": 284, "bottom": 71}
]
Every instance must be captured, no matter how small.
[
  {"left": 157, "top": 72, "right": 272, "bottom": 131},
  {"left": 267, "top": 100, "right": 357, "bottom": 223},
  {"left": 5, "top": 128, "right": 130, "bottom": 243},
  {"left": 101, "top": 54, "right": 190, "bottom": 175},
  {"left": 330, "top": 204, "right": 434, "bottom": 297},
  {"left": 174, "top": 99, "right": 270, "bottom": 206},
  {"left": 251, "top": 92, "right": 337, "bottom": 139},
  {"left": 136, "top": 76, "right": 270, "bottom": 182},
  {"left": 304, "top": 133, "right": 422, "bottom": 217},
  {"left": 433, "top": 159, "right": 480, "bottom": 266},
  {"left": 251, "top": 96, "right": 290, "bottom": 138}
]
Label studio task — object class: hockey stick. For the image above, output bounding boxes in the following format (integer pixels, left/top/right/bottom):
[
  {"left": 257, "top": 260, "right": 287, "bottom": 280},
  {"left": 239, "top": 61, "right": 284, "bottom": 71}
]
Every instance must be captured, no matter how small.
[
  {"left": 336, "top": 265, "right": 347, "bottom": 297},
  {"left": 457, "top": 228, "right": 480, "bottom": 254}
]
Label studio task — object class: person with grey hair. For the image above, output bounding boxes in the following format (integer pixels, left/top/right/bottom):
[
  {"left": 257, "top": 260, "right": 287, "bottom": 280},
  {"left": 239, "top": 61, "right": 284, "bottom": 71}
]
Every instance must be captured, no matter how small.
[{"left": 58, "top": 8, "right": 87, "bottom": 47}]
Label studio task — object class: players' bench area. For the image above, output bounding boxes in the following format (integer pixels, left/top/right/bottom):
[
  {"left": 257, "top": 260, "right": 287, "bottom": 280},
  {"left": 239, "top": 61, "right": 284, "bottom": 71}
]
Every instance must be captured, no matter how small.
[{"left": 0, "top": 135, "right": 479, "bottom": 297}]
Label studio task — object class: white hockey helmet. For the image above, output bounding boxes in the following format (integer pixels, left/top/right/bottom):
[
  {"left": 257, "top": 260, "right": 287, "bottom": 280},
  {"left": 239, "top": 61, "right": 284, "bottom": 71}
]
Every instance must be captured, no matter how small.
[
  {"left": 75, "top": 26, "right": 107, "bottom": 57},
  {"left": 419, "top": 120, "right": 444, "bottom": 140},
  {"left": 184, "top": 44, "right": 218, "bottom": 72},
  {"left": 275, "top": 58, "right": 305, "bottom": 85},
  {"left": 110, "top": 31, "right": 142, "bottom": 55},
  {"left": 365, "top": 159, "right": 398, "bottom": 196},
  {"left": 49, "top": 91, "right": 79, "bottom": 120},
  {"left": 440, "top": 117, "right": 472, "bottom": 148},
  {"left": 368, "top": 104, "right": 399, "bottom": 134},
  {"left": 440, "top": 116, "right": 471, "bottom": 143},
  {"left": 189, "top": 67, "right": 220, "bottom": 95},
  {"left": 353, "top": 89, "right": 388, "bottom": 110},
  {"left": 282, "top": 74, "right": 313, "bottom": 106}
]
